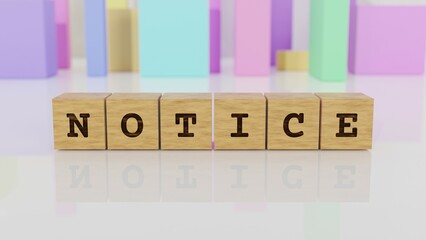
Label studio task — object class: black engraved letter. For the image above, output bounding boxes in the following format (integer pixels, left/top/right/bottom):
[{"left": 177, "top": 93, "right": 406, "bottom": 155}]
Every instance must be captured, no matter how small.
[
  {"left": 231, "top": 113, "right": 249, "bottom": 137},
  {"left": 121, "top": 113, "right": 143, "bottom": 138},
  {"left": 336, "top": 113, "right": 358, "bottom": 137},
  {"left": 67, "top": 113, "right": 90, "bottom": 138},
  {"left": 176, "top": 113, "right": 197, "bottom": 137},
  {"left": 283, "top": 113, "right": 304, "bottom": 138}
]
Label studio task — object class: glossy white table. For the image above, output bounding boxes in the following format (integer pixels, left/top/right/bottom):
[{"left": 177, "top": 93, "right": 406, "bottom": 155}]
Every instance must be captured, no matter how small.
[{"left": 1, "top": 59, "right": 425, "bottom": 239}]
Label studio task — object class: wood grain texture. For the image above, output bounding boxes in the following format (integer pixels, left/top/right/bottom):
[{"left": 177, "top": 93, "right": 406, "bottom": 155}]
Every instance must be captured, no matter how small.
[
  {"left": 52, "top": 93, "right": 111, "bottom": 150},
  {"left": 108, "top": 9, "right": 132, "bottom": 72},
  {"left": 214, "top": 93, "right": 266, "bottom": 150},
  {"left": 106, "top": 93, "right": 161, "bottom": 150},
  {"left": 276, "top": 50, "right": 309, "bottom": 71},
  {"left": 266, "top": 93, "right": 320, "bottom": 149},
  {"left": 160, "top": 93, "right": 212, "bottom": 150},
  {"left": 316, "top": 93, "right": 374, "bottom": 149}
]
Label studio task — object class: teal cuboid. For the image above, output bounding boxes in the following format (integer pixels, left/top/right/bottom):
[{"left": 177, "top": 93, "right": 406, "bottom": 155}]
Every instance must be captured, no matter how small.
[
  {"left": 309, "top": 0, "right": 350, "bottom": 82},
  {"left": 138, "top": 0, "right": 209, "bottom": 77}
]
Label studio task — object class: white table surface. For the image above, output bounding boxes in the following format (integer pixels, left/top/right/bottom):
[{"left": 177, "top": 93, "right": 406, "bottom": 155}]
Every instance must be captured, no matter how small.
[{"left": 0, "top": 59, "right": 425, "bottom": 240}]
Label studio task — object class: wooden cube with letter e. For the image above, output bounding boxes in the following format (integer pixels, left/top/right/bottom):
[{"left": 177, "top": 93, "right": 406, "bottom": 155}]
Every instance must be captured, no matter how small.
[
  {"left": 52, "top": 93, "right": 111, "bottom": 150},
  {"left": 106, "top": 93, "right": 161, "bottom": 150},
  {"left": 316, "top": 93, "right": 374, "bottom": 149},
  {"left": 160, "top": 93, "right": 212, "bottom": 149},
  {"left": 266, "top": 93, "right": 320, "bottom": 149},
  {"left": 214, "top": 93, "right": 266, "bottom": 150}
]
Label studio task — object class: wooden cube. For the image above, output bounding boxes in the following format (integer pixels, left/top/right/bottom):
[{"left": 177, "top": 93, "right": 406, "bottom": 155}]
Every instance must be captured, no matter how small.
[
  {"left": 160, "top": 93, "right": 212, "bottom": 149},
  {"left": 316, "top": 93, "right": 374, "bottom": 149},
  {"left": 266, "top": 93, "right": 320, "bottom": 149},
  {"left": 106, "top": 93, "right": 161, "bottom": 150},
  {"left": 214, "top": 93, "right": 266, "bottom": 150},
  {"left": 53, "top": 93, "right": 111, "bottom": 150},
  {"left": 276, "top": 50, "right": 309, "bottom": 71}
]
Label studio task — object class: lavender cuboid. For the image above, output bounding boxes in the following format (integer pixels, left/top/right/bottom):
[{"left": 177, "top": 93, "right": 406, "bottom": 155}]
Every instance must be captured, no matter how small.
[{"left": 0, "top": 0, "right": 57, "bottom": 78}]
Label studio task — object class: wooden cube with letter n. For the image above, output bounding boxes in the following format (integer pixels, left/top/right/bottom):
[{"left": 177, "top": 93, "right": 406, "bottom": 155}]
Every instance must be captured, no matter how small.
[
  {"left": 160, "top": 93, "right": 212, "bottom": 149},
  {"left": 52, "top": 93, "right": 111, "bottom": 149},
  {"left": 265, "top": 93, "right": 320, "bottom": 149},
  {"left": 316, "top": 93, "right": 374, "bottom": 149},
  {"left": 106, "top": 93, "right": 161, "bottom": 149},
  {"left": 214, "top": 93, "right": 266, "bottom": 150}
]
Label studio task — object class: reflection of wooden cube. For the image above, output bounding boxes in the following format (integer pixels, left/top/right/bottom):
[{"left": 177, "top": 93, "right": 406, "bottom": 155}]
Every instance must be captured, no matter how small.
[
  {"left": 214, "top": 93, "right": 266, "bottom": 150},
  {"left": 266, "top": 93, "right": 320, "bottom": 149},
  {"left": 0, "top": 0, "right": 57, "bottom": 78},
  {"left": 53, "top": 93, "right": 111, "bottom": 150},
  {"left": 316, "top": 93, "right": 374, "bottom": 150},
  {"left": 160, "top": 93, "right": 212, "bottom": 150},
  {"left": 106, "top": 93, "right": 160, "bottom": 150},
  {"left": 276, "top": 51, "right": 309, "bottom": 71}
]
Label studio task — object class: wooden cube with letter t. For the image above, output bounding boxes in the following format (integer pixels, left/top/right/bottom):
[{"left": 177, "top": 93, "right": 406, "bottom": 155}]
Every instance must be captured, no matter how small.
[
  {"left": 266, "top": 93, "right": 320, "bottom": 149},
  {"left": 214, "top": 93, "right": 266, "bottom": 150},
  {"left": 52, "top": 93, "right": 111, "bottom": 149},
  {"left": 316, "top": 93, "right": 374, "bottom": 149},
  {"left": 160, "top": 93, "right": 212, "bottom": 149},
  {"left": 106, "top": 93, "right": 161, "bottom": 149}
]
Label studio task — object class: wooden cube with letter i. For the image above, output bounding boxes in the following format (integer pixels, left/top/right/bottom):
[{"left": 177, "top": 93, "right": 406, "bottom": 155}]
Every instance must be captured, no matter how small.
[
  {"left": 214, "top": 93, "right": 266, "bottom": 150},
  {"left": 106, "top": 93, "right": 161, "bottom": 149},
  {"left": 160, "top": 93, "right": 212, "bottom": 149},
  {"left": 52, "top": 93, "right": 111, "bottom": 149},
  {"left": 316, "top": 93, "right": 374, "bottom": 149}
]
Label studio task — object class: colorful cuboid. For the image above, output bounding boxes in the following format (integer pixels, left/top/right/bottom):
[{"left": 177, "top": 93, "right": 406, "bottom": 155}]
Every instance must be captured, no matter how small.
[
  {"left": 55, "top": 0, "right": 71, "bottom": 69},
  {"left": 0, "top": 0, "right": 57, "bottom": 78},
  {"left": 138, "top": 0, "right": 209, "bottom": 77},
  {"left": 234, "top": 0, "right": 271, "bottom": 76},
  {"left": 276, "top": 50, "right": 309, "bottom": 71},
  {"left": 84, "top": 0, "right": 108, "bottom": 77},
  {"left": 309, "top": 0, "right": 350, "bottom": 81},
  {"left": 349, "top": 4, "right": 426, "bottom": 75},
  {"left": 271, "top": 0, "right": 292, "bottom": 66},
  {"left": 107, "top": 0, "right": 139, "bottom": 72},
  {"left": 210, "top": 0, "right": 221, "bottom": 73}
]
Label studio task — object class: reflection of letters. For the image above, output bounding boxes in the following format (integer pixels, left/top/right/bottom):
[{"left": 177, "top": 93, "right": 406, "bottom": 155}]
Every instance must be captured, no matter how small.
[
  {"left": 177, "top": 166, "right": 196, "bottom": 188},
  {"left": 231, "top": 165, "right": 248, "bottom": 188},
  {"left": 336, "top": 113, "right": 358, "bottom": 137},
  {"left": 67, "top": 113, "right": 90, "bottom": 138},
  {"left": 282, "top": 166, "right": 302, "bottom": 188},
  {"left": 175, "top": 114, "right": 197, "bottom": 137},
  {"left": 122, "top": 166, "right": 144, "bottom": 188},
  {"left": 231, "top": 114, "right": 249, "bottom": 137},
  {"left": 121, "top": 113, "right": 143, "bottom": 138},
  {"left": 335, "top": 166, "right": 356, "bottom": 189},
  {"left": 283, "top": 113, "right": 304, "bottom": 138},
  {"left": 69, "top": 165, "right": 92, "bottom": 188}
]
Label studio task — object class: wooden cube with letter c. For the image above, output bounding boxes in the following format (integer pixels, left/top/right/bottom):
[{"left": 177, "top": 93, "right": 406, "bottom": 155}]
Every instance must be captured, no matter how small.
[
  {"left": 160, "top": 93, "right": 212, "bottom": 150},
  {"left": 52, "top": 93, "right": 111, "bottom": 150},
  {"left": 106, "top": 93, "right": 161, "bottom": 149},
  {"left": 214, "top": 93, "right": 266, "bottom": 150},
  {"left": 265, "top": 93, "right": 320, "bottom": 149},
  {"left": 316, "top": 93, "right": 374, "bottom": 149}
]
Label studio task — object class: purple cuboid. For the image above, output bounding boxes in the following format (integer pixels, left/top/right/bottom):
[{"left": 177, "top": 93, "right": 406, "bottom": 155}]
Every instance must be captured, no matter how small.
[
  {"left": 0, "top": 0, "right": 58, "bottom": 78},
  {"left": 349, "top": 5, "right": 426, "bottom": 75}
]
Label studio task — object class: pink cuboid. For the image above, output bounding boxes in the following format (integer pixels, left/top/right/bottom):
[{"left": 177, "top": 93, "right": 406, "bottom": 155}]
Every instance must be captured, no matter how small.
[{"left": 349, "top": 5, "right": 426, "bottom": 75}]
